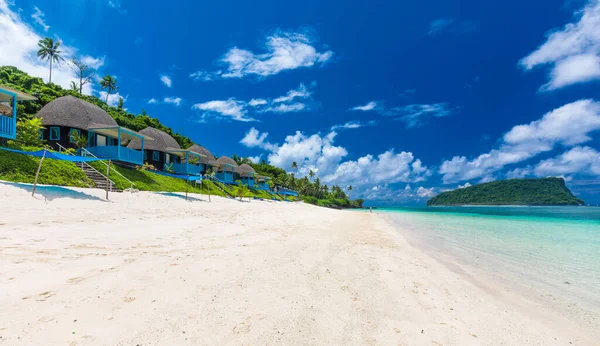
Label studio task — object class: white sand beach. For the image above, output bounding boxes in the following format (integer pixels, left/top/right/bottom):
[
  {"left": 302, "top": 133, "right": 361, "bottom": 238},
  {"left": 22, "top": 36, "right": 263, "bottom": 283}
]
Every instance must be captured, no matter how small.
[{"left": 0, "top": 182, "right": 596, "bottom": 345}]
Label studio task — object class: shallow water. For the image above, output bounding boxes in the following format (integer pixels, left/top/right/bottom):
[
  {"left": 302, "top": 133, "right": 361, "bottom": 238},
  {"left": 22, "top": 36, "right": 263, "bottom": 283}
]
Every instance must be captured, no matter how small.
[{"left": 382, "top": 206, "right": 600, "bottom": 321}]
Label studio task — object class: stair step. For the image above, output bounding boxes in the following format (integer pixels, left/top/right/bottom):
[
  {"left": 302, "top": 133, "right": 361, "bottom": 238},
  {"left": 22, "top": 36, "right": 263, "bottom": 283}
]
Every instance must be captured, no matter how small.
[{"left": 76, "top": 163, "right": 123, "bottom": 192}]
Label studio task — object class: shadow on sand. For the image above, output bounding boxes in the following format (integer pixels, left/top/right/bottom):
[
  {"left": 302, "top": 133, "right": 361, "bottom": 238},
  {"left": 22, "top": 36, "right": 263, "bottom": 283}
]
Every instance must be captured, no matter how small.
[
  {"left": 155, "top": 192, "right": 205, "bottom": 202},
  {"left": 1, "top": 181, "right": 107, "bottom": 202}
]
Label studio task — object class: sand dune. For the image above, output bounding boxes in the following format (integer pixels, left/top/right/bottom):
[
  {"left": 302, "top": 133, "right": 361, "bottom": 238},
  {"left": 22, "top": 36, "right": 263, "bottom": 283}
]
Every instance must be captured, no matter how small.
[{"left": 0, "top": 182, "right": 595, "bottom": 345}]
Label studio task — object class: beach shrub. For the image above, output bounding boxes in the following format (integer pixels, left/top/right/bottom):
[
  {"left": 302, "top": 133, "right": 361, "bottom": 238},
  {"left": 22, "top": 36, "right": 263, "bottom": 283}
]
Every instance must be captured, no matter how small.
[
  {"left": 14, "top": 118, "right": 44, "bottom": 147},
  {"left": 303, "top": 196, "right": 318, "bottom": 205}
]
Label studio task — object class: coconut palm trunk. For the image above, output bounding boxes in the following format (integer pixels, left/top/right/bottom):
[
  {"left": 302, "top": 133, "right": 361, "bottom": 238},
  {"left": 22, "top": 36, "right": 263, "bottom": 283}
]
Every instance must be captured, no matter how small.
[{"left": 49, "top": 59, "right": 52, "bottom": 84}]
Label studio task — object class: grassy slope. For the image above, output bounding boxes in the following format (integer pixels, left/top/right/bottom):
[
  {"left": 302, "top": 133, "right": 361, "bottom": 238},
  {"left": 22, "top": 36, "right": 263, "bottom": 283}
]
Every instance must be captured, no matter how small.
[
  {"left": 0, "top": 149, "right": 299, "bottom": 201},
  {"left": 0, "top": 150, "right": 92, "bottom": 187},
  {"left": 427, "top": 177, "right": 585, "bottom": 206},
  {"left": 88, "top": 162, "right": 226, "bottom": 196}
]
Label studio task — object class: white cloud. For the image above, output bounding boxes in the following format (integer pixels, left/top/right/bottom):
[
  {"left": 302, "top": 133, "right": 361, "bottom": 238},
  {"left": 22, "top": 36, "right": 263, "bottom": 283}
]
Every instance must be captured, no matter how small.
[
  {"left": 148, "top": 98, "right": 158, "bottom": 104},
  {"left": 520, "top": 1, "right": 600, "bottom": 90},
  {"left": 390, "top": 103, "right": 455, "bottom": 128},
  {"left": 428, "top": 18, "right": 454, "bottom": 36},
  {"left": 0, "top": 1, "right": 103, "bottom": 93},
  {"left": 164, "top": 97, "right": 182, "bottom": 106},
  {"left": 242, "top": 128, "right": 431, "bottom": 199},
  {"left": 267, "top": 131, "right": 348, "bottom": 179},
  {"left": 80, "top": 55, "right": 105, "bottom": 69},
  {"left": 349, "top": 101, "right": 379, "bottom": 112},
  {"left": 218, "top": 31, "right": 333, "bottom": 78},
  {"left": 349, "top": 101, "right": 455, "bottom": 128},
  {"left": 262, "top": 103, "right": 306, "bottom": 113},
  {"left": 458, "top": 182, "right": 472, "bottom": 189},
  {"left": 331, "top": 120, "right": 377, "bottom": 131},
  {"left": 533, "top": 146, "right": 600, "bottom": 177},
  {"left": 416, "top": 186, "right": 436, "bottom": 198},
  {"left": 272, "top": 83, "right": 312, "bottom": 103},
  {"left": 439, "top": 99, "right": 600, "bottom": 183},
  {"left": 31, "top": 6, "right": 49, "bottom": 32},
  {"left": 99, "top": 91, "right": 125, "bottom": 107},
  {"left": 325, "top": 150, "right": 431, "bottom": 187},
  {"left": 189, "top": 70, "right": 218, "bottom": 82},
  {"left": 197, "top": 83, "right": 314, "bottom": 120},
  {"left": 240, "top": 127, "right": 277, "bottom": 151},
  {"left": 258, "top": 83, "right": 313, "bottom": 113},
  {"left": 192, "top": 98, "right": 254, "bottom": 122},
  {"left": 248, "top": 155, "right": 261, "bottom": 164},
  {"left": 160, "top": 74, "right": 172, "bottom": 87},
  {"left": 506, "top": 167, "right": 532, "bottom": 179},
  {"left": 361, "top": 184, "right": 438, "bottom": 202},
  {"left": 248, "top": 98, "right": 268, "bottom": 107}
]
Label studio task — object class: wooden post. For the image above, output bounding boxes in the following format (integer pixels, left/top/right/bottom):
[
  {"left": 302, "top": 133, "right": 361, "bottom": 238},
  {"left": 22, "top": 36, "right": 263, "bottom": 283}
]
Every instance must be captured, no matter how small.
[
  {"left": 185, "top": 177, "right": 189, "bottom": 201},
  {"left": 106, "top": 159, "right": 111, "bottom": 200},
  {"left": 206, "top": 175, "right": 211, "bottom": 202},
  {"left": 32, "top": 149, "right": 47, "bottom": 197}
]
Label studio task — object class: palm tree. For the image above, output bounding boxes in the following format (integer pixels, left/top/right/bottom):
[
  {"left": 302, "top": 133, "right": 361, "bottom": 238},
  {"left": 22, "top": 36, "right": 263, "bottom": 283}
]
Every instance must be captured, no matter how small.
[
  {"left": 291, "top": 161, "right": 298, "bottom": 170},
  {"left": 37, "top": 38, "right": 64, "bottom": 84},
  {"left": 308, "top": 169, "right": 315, "bottom": 180},
  {"left": 100, "top": 75, "right": 118, "bottom": 103},
  {"left": 69, "top": 81, "right": 78, "bottom": 91},
  {"left": 347, "top": 185, "right": 353, "bottom": 192}
]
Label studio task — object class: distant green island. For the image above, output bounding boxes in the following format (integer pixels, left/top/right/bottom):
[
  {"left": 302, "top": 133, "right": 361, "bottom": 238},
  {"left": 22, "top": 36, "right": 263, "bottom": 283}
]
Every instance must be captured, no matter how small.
[{"left": 427, "top": 177, "right": 585, "bottom": 206}]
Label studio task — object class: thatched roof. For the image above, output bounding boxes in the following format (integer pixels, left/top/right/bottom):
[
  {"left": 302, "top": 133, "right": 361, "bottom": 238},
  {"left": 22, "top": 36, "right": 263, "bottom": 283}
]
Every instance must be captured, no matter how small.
[
  {"left": 127, "top": 127, "right": 181, "bottom": 152},
  {"left": 0, "top": 85, "right": 37, "bottom": 102},
  {"left": 216, "top": 156, "right": 238, "bottom": 167},
  {"left": 236, "top": 163, "right": 255, "bottom": 175},
  {"left": 188, "top": 144, "right": 215, "bottom": 164},
  {"left": 36, "top": 96, "right": 118, "bottom": 130}
]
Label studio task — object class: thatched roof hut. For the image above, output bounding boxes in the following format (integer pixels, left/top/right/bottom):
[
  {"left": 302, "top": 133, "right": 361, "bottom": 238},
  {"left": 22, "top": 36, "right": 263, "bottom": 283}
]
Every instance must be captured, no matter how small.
[
  {"left": 216, "top": 156, "right": 238, "bottom": 167},
  {"left": 188, "top": 144, "right": 215, "bottom": 164},
  {"left": 236, "top": 163, "right": 255, "bottom": 176},
  {"left": 36, "top": 95, "right": 118, "bottom": 129},
  {"left": 127, "top": 127, "right": 181, "bottom": 152}
]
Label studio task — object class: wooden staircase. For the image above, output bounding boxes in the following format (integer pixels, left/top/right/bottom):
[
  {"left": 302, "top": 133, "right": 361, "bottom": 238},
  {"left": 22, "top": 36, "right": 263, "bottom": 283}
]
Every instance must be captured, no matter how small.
[{"left": 77, "top": 162, "right": 121, "bottom": 192}]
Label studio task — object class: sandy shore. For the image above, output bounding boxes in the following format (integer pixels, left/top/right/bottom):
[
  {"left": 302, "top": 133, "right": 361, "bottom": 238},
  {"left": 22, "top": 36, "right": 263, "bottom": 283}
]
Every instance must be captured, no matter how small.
[{"left": 0, "top": 182, "right": 595, "bottom": 345}]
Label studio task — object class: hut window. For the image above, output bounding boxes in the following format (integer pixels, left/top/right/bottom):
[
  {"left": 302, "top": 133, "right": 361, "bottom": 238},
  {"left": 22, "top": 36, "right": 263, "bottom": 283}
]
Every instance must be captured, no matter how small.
[
  {"left": 69, "top": 129, "right": 80, "bottom": 143},
  {"left": 38, "top": 129, "right": 44, "bottom": 140},
  {"left": 152, "top": 151, "right": 160, "bottom": 161},
  {"left": 143, "top": 150, "right": 147, "bottom": 161},
  {"left": 49, "top": 127, "right": 60, "bottom": 140}
]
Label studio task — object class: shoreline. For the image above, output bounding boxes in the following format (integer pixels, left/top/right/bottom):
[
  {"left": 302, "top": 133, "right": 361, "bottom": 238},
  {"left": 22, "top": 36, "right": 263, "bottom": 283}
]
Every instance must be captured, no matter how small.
[
  {"left": 382, "top": 212, "right": 600, "bottom": 343},
  {"left": 0, "top": 183, "right": 596, "bottom": 345}
]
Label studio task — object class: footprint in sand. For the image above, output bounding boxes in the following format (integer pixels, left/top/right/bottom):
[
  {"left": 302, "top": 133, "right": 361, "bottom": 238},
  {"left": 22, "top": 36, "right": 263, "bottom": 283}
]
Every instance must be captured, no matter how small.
[
  {"left": 37, "top": 316, "right": 55, "bottom": 323},
  {"left": 68, "top": 277, "right": 85, "bottom": 284},
  {"left": 123, "top": 297, "right": 136, "bottom": 303},
  {"left": 23, "top": 291, "right": 56, "bottom": 301},
  {"left": 233, "top": 314, "right": 266, "bottom": 334}
]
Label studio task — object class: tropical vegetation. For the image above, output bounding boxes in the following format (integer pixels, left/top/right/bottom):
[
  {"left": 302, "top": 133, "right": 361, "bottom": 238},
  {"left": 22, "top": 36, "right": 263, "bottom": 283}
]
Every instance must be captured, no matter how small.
[
  {"left": 0, "top": 65, "right": 363, "bottom": 209},
  {"left": 427, "top": 178, "right": 585, "bottom": 206}
]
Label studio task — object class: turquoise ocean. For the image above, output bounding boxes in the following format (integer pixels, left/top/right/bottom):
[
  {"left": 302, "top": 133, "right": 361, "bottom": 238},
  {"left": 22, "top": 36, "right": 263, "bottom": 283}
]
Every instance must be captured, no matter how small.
[{"left": 381, "top": 206, "right": 600, "bottom": 323}]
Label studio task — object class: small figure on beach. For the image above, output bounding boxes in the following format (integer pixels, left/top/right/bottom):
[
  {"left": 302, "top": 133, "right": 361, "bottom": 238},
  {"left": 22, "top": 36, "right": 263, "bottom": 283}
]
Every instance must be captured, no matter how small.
[{"left": 369, "top": 207, "right": 372, "bottom": 213}]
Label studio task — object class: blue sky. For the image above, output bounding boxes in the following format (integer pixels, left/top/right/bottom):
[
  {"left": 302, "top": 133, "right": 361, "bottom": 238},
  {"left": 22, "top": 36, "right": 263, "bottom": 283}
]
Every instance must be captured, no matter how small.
[{"left": 2, "top": 0, "right": 600, "bottom": 204}]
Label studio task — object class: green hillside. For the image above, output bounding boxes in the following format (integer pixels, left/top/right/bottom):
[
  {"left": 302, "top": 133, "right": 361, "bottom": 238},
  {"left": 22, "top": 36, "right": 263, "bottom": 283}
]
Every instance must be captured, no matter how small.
[
  {"left": 427, "top": 178, "right": 585, "bottom": 206},
  {"left": 0, "top": 66, "right": 363, "bottom": 208}
]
